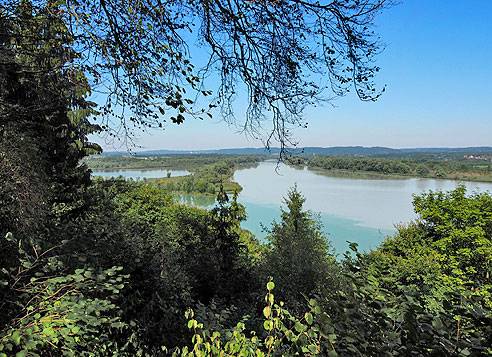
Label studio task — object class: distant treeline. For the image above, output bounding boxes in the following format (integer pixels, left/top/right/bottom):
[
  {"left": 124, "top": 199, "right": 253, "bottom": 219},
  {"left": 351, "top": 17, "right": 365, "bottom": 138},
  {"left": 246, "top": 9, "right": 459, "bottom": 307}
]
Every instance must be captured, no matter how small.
[
  {"left": 99, "top": 146, "right": 492, "bottom": 156},
  {"left": 84, "top": 154, "right": 263, "bottom": 171},
  {"left": 308, "top": 157, "right": 412, "bottom": 175},
  {"left": 302, "top": 154, "right": 492, "bottom": 181}
]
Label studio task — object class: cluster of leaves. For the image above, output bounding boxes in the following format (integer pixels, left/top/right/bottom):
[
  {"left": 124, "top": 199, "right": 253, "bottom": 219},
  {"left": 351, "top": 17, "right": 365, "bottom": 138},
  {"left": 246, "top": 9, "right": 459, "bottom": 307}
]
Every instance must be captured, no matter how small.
[
  {"left": 0, "top": 232, "right": 131, "bottom": 357},
  {"left": 177, "top": 264, "right": 492, "bottom": 356},
  {"left": 363, "top": 186, "right": 492, "bottom": 309},
  {"left": 174, "top": 282, "right": 334, "bottom": 356},
  {"left": 176, "top": 248, "right": 492, "bottom": 356}
]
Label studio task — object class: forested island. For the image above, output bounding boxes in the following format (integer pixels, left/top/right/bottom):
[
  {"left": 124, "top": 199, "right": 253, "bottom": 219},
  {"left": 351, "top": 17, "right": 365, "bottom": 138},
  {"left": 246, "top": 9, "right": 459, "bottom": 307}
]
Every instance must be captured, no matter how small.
[
  {"left": 2, "top": 0, "right": 492, "bottom": 356},
  {"left": 86, "top": 154, "right": 264, "bottom": 194}
]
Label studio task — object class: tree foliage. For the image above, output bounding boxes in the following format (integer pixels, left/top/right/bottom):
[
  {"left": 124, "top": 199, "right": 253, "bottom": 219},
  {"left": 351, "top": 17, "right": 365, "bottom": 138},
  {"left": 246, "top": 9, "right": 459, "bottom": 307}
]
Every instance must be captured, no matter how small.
[
  {"left": 2, "top": 0, "right": 393, "bottom": 152},
  {"left": 0, "top": 233, "right": 132, "bottom": 356},
  {"left": 264, "top": 186, "right": 338, "bottom": 310},
  {"left": 363, "top": 186, "right": 492, "bottom": 312},
  {"left": 177, "top": 274, "right": 492, "bottom": 356},
  {"left": 0, "top": 1, "right": 101, "bottom": 239}
]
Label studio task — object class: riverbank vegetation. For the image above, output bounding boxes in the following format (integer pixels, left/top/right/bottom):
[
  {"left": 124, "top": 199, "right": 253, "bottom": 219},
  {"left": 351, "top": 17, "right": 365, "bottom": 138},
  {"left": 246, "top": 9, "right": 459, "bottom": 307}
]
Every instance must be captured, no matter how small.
[
  {"left": 87, "top": 151, "right": 492, "bottom": 199},
  {"left": 84, "top": 154, "right": 264, "bottom": 172},
  {"left": 296, "top": 154, "right": 492, "bottom": 182},
  {"left": 87, "top": 155, "right": 263, "bottom": 195}
]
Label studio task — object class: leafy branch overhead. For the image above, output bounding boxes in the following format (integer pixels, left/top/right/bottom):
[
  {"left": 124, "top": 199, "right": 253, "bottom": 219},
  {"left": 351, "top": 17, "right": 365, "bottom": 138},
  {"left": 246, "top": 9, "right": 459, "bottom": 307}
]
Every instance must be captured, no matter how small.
[{"left": 1, "top": 0, "right": 392, "bottom": 153}]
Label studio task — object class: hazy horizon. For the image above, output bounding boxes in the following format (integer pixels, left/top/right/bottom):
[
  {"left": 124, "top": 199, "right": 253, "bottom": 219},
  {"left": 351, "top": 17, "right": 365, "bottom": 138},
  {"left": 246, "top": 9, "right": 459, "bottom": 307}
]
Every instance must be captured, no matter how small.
[{"left": 99, "top": 144, "right": 492, "bottom": 154}]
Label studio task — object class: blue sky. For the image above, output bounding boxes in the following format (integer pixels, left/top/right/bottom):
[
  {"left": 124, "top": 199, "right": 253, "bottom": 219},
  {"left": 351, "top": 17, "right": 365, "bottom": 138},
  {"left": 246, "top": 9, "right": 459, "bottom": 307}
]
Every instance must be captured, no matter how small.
[{"left": 94, "top": 1, "right": 492, "bottom": 151}]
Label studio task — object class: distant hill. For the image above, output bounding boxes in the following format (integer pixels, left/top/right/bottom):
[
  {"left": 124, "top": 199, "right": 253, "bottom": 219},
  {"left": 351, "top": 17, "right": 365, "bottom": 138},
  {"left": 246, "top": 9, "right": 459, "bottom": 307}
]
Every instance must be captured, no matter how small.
[
  {"left": 399, "top": 147, "right": 492, "bottom": 153},
  {"left": 100, "top": 146, "right": 492, "bottom": 156}
]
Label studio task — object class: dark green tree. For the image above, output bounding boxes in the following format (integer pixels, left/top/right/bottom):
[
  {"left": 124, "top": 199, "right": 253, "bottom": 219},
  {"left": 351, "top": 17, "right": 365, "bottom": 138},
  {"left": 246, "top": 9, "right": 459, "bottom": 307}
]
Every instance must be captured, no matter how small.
[
  {"left": 0, "top": 1, "right": 101, "bottom": 241},
  {"left": 0, "top": 5, "right": 123, "bottom": 353},
  {"left": 207, "top": 187, "right": 249, "bottom": 299},
  {"left": 264, "top": 186, "right": 338, "bottom": 310}
]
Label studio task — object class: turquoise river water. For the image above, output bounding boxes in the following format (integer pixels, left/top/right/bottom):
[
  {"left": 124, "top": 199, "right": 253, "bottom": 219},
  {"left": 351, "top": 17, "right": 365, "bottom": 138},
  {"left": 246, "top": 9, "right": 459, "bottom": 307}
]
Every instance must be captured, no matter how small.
[{"left": 94, "top": 161, "right": 492, "bottom": 256}]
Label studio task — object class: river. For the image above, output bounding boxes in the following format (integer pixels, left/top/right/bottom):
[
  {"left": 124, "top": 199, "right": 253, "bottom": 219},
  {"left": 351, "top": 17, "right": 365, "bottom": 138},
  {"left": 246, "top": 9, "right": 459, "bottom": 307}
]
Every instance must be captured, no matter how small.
[
  {"left": 234, "top": 161, "right": 492, "bottom": 255},
  {"left": 92, "top": 161, "right": 492, "bottom": 256}
]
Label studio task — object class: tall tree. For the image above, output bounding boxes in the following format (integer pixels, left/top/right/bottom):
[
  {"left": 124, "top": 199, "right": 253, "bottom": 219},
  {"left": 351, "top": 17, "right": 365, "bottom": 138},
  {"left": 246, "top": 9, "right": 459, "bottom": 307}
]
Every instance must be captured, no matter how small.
[
  {"left": 361, "top": 185, "right": 492, "bottom": 312},
  {"left": 0, "top": 1, "right": 101, "bottom": 240},
  {"left": 264, "top": 186, "right": 337, "bottom": 310}
]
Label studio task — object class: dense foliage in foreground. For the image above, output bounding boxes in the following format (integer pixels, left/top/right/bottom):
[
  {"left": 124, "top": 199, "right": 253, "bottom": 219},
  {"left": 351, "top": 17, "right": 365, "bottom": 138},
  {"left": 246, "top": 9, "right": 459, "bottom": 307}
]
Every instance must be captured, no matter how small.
[
  {"left": 1, "top": 2, "right": 492, "bottom": 355},
  {"left": 2, "top": 171, "right": 492, "bottom": 355}
]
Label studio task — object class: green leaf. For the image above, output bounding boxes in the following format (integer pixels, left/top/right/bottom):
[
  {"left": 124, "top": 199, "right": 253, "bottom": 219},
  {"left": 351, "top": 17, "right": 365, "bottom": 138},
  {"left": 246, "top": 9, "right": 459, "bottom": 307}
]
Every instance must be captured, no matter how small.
[
  {"left": 305, "top": 312, "right": 313, "bottom": 325},
  {"left": 42, "top": 327, "right": 54, "bottom": 337},
  {"left": 308, "top": 345, "right": 318, "bottom": 354},
  {"left": 294, "top": 322, "right": 306, "bottom": 333},
  {"left": 267, "top": 281, "right": 275, "bottom": 291},
  {"left": 432, "top": 318, "right": 443, "bottom": 330},
  {"left": 12, "top": 331, "right": 21, "bottom": 346},
  {"left": 348, "top": 242, "right": 358, "bottom": 252},
  {"left": 61, "top": 328, "right": 71, "bottom": 336}
]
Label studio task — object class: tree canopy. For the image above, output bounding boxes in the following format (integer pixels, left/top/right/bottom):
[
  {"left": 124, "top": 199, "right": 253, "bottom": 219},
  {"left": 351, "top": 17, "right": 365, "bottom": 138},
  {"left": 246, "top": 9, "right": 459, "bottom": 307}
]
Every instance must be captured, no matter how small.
[
  {"left": 264, "top": 186, "right": 337, "bottom": 310},
  {"left": 1, "top": 0, "right": 393, "bottom": 153}
]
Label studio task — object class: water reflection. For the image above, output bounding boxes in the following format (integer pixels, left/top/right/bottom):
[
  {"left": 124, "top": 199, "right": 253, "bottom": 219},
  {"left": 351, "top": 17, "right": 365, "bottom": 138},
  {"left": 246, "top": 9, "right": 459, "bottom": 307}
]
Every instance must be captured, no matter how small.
[
  {"left": 234, "top": 161, "right": 492, "bottom": 231},
  {"left": 92, "top": 169, "right": 190, "bottom": 179},
  {"left": 173, "top": 193, "right": 216, "bottom": 208}
]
